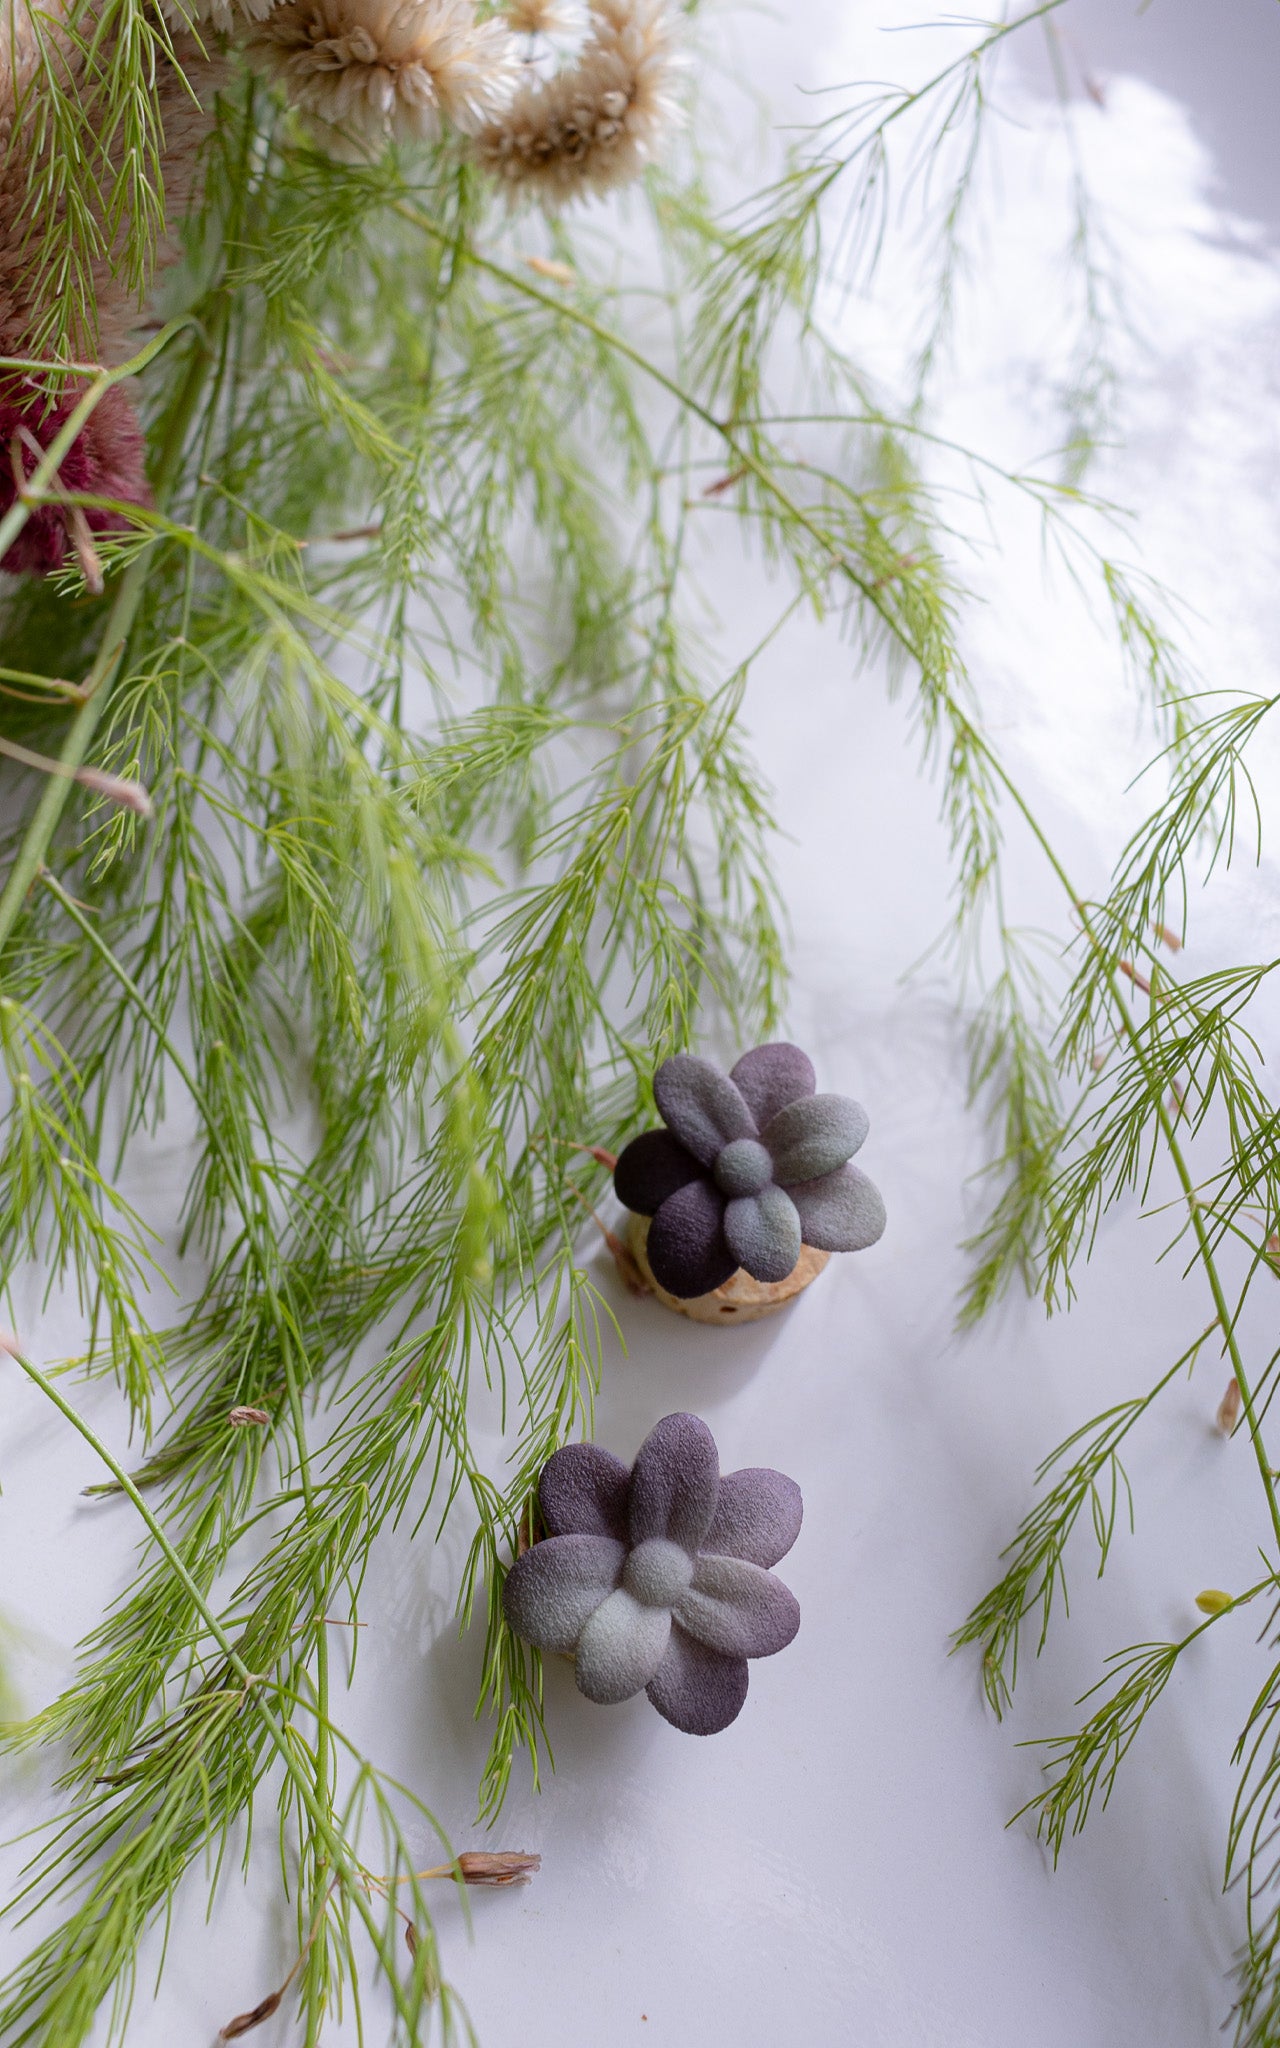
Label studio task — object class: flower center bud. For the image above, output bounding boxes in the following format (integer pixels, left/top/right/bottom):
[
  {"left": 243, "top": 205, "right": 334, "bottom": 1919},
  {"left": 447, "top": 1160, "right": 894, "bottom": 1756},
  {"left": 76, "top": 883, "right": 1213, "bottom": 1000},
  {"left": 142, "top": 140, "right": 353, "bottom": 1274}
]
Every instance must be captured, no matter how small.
[
  {"left": 714, "top": 1137, "right": 773, "bottom": 1197},
  {"left": 624, "top": 1538, "right": 695, "bottom": 1609}
]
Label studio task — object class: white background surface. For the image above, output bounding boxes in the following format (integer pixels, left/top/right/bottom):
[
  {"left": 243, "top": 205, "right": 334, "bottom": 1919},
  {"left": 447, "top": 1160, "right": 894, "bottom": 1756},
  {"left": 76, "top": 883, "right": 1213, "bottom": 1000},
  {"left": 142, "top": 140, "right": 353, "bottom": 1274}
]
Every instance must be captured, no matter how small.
[{"left": 3, "top": 4, "right": 1280, "bottom": 2044}]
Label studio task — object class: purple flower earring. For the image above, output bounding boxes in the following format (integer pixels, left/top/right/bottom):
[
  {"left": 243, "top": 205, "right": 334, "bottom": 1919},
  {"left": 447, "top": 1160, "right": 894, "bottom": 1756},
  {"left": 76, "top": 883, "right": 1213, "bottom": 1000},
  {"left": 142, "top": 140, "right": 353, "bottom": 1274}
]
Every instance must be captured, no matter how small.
[
  {"left": 612, "top": 1042, "right": 885, "bottom": 1319},
  {"left": 504, "top": 1413, "right": 802, "bottom": 1735}
]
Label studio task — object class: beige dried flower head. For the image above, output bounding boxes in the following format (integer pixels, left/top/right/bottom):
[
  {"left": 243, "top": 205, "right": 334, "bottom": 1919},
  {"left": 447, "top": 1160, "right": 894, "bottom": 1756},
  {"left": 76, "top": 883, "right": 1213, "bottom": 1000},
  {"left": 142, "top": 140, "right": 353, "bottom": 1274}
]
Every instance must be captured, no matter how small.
[
  {"left": 502, "top": 0, "right": 580, "bottom": 36},
  {"left": 472, "top": 0, "right": 682, "bottom": 205},
  {"left": 245, "top": 0, "right": 520, "bottom": 153}
]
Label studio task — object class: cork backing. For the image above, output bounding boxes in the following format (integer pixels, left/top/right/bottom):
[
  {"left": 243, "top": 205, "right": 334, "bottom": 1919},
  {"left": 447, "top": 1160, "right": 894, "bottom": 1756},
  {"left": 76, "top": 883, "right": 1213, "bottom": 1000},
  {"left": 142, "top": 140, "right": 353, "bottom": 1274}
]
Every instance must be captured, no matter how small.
[{"left": 626, "top": 1212, "right": 829, "bottom": 1325}]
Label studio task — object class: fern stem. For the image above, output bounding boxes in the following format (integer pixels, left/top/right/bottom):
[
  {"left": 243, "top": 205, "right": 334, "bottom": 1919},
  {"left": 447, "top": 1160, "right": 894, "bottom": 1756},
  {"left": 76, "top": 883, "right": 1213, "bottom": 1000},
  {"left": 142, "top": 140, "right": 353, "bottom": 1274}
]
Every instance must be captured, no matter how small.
[
  {"left": 395, "top": 208, "right": 927, "bottom": 648},
  {"left": 981, "top": 733, "right": 1280, "bottom": 1559},
  {"left": 417, "top": 216, "right": 1280, "bottom": 1547},
  {"left": 415, "top": 215, "right": 1280, "bottom": 1557},
  {"left": 5, "top": 1339, "right": 425, "bottom": 2033},
  {"left": 38, "top": 858, "right": 339, "bottom": 2026}
]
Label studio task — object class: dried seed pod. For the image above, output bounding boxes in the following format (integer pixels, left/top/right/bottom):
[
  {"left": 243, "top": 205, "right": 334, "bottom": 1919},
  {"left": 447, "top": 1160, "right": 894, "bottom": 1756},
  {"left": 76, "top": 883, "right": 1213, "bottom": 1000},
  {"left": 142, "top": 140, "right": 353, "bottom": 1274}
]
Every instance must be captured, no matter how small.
[
  {"left": 503, "top": 0, "right": 579, "bottom": 32},
  {"left": 454, "top": 1849, "right": 542, "bottom": 1885},
  {"left": 219, "top": 1988, "right": 284, "bottom": 2039},
  {"left": 472, "top": 0, "right": 682, "bottom": 205}
]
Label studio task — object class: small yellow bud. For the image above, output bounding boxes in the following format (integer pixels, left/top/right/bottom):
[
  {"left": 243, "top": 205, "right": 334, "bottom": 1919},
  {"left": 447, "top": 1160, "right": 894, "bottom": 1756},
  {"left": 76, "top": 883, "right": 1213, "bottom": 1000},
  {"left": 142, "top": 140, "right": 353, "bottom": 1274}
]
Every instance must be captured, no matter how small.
[{"left": 1195, "top": 1588, "right": 1233, "bottom": 1616}]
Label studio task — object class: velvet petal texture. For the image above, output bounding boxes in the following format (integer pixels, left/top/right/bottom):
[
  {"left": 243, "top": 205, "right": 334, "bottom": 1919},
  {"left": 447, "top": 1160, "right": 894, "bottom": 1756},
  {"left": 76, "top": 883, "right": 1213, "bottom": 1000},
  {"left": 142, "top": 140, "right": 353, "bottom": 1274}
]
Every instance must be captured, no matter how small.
[
  {"left": 613, "top": 1127, "right": 702, "bottom": 1218},
  {"left": 788, "top": 1162, "right": 886, "bottom": 1253},
  {"left": 762, "top": 1092, "right": 870, "bottom": 1185},
  {"left": 612, "top": 1040, "right": 884, "bottom": 1297},
  {"left": 653, "top": 1053, "right": 756, "bottom": 1164},
  {"left": 729, "top": 1041, "right": 815, "bottom": 1130},
  {"left": 502, "top": 1413, "right": 803, "bottom": 1736},
  {"left": 574, "top": 1588, "right": 672, "bottom": 1704},
  {"left": 502, "top": 1533, "right": 626, "bottom": 1653},
  {"left": 538, "top": 1442, "right": 631, "bottom": 1540},
  {"left": 646, "top": 1622, "right": 749, "bottom": 1736},
  {"left": 723, "top": 1184, "right": 802, "bottom": 1284},
  {"left": 645, "top": 1174, "right": 737, "bottom": 1298},
  {"left": 676, "top": 1554, "right": 801, "bottom": 1659},
  {"left": 704, "top": 1467, "right": 803, "bottom": 1569},
  {"left": 629, "top": 1410, "right": 720, "bottom": 1552}
]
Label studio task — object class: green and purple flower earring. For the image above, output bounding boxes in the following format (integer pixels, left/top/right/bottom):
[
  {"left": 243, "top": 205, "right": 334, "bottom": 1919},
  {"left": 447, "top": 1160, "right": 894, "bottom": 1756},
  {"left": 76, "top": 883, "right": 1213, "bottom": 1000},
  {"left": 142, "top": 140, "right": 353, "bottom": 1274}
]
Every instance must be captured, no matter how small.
[
  {"left": 612, "top": 1042, "right": 886, "bottom": 1321},
  {"left": 504, "top": 1412, "right": 802, "bottom": 1736}
]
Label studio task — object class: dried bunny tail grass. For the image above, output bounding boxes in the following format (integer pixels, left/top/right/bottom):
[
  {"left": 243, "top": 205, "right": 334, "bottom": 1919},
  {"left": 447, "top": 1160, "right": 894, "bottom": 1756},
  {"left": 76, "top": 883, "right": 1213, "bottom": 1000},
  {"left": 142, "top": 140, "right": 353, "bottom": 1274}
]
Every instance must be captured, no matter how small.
[
  {"left": 0, "top": 0, "right": 39, "bottom": 110},
  {"left": 243, "top": 0, "right": 520, "bottom": 154},
  {"left": 0, "top": 0, "right": 72, "bottom": 148},
  {"left": 0, "top": 7, "right": 227, "bottom": 364},
  {"left": 471, "top": 0, "right": 682, "bottom": 205},
  {"left": 126, "top": 35, "right": 231, "bottom": 311}
]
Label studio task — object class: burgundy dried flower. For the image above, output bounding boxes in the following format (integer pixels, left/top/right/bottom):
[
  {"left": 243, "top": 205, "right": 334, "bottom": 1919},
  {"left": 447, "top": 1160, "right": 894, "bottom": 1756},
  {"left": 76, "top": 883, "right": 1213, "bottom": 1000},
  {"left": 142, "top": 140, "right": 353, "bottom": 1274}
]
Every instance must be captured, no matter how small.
[{"left": 0, "top": 383, "right": 151, "bottom": 579}]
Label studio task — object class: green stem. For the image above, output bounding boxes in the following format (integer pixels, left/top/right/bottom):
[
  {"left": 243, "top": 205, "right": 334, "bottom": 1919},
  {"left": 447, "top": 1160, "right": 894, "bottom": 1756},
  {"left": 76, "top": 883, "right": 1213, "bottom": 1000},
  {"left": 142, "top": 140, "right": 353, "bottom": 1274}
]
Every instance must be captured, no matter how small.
[
  {"left": 430, "top": 211, "right": 1280, "bottom": 1561},
  {"left": 39, "top": 864, "right": 335, "bottom": 2036},
  {"left": 0, "top": 330, "right": 208, "bottom": 960},
  {"left": 982, "top": 735, "right": 1280, "bottom": 1558},
  {"left": 284, "top": 1350, "right": 332, "bottom": 2048},
  {"left": 5, "top": 1340, "right": 422, "bottom": 2034},
  {"left": 397, "top": 208, "right": 980, "bottom": 702}
]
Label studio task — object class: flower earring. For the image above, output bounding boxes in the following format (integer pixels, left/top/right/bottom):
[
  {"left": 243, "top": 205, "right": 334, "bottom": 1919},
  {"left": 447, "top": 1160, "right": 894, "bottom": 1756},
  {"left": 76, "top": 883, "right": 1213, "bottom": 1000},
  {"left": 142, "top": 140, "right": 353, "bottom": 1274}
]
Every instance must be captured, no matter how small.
[
  {"left": 503, "top": 1412, "right": 802, "bottom": 1735},
  {"left": 612, "top": 1041, "right": 885, "bottom": 1321}
]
